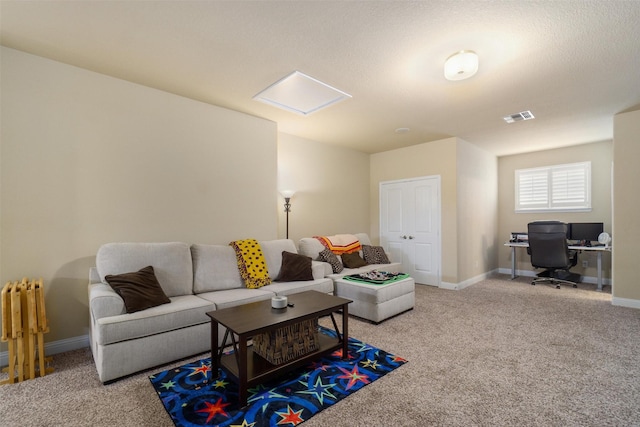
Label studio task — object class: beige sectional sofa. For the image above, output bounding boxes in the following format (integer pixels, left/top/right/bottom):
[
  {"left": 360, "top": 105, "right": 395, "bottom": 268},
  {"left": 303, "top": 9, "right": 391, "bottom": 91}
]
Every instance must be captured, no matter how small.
[{"left": 88, "top": 239, "right": 332, "bottom": 383}]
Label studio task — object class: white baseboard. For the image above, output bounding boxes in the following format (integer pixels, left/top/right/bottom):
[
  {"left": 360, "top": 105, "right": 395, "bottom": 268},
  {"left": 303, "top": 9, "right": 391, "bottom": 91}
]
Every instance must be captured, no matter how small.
[
  {"left": 438, "top": 281, "right": 458, "bottom": 290},
  {"left": 458, "top": 270, "right": 497, "bottom": 290},
  {"left": 438, "top": 269, "right": 617, "bottom": 292},
  {"left": 496, "top": 268, "right": 611, "bottom": 286},
  {"left": 439, "top": 269, "right": 499, "bottom": 290},
  {"left": 0, "top": 335, "right": 89, "bottom": 368},
  {"left": 612, "top": 297, "right": 640, "bottom": 309},
  {"left": 497, "top": 267, "right": 536, "bottom": 278}
]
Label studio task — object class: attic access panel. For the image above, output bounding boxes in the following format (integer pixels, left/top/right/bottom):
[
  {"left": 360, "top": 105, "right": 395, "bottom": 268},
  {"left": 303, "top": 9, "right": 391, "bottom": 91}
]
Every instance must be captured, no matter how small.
[{"left": 253, "top": 71, "right": 352, "bottom": 115}]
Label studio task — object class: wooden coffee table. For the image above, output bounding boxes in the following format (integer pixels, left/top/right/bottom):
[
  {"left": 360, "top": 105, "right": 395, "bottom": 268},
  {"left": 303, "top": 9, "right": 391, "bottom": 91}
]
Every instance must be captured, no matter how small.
[{"left": 206, "top": 291, "right": 351, "bottom": 407}]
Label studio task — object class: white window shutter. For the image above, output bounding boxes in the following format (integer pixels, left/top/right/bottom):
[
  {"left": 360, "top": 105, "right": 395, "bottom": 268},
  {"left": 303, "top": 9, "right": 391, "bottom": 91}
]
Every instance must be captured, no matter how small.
[
  {"left": 516, "top": 168, "right": 549, "bottom": 210},
  {"left": 515, "top": 162, "right": 591, "bottom": 212},
  {"left": 550, "top": 162, "right": 590, "bottom": 209}
]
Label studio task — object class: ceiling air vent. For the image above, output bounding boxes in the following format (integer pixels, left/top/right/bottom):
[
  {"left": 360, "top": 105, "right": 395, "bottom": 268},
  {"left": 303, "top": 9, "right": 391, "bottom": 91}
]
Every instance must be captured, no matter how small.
[{"left": 503, "top": 110, "right": 535, "bottom": 124}]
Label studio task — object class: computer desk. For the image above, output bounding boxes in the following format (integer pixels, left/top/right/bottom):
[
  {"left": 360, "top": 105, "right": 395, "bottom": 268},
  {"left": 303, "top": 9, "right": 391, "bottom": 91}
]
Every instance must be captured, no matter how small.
[{"left": 504, "top": 241, "right": 612, "bottom": 291}]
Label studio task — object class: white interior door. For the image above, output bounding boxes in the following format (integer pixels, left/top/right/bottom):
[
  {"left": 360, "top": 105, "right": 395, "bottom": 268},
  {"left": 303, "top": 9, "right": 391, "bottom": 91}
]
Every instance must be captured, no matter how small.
[{"left": 380, "top": 176, "right": 441, "bottom": 286}]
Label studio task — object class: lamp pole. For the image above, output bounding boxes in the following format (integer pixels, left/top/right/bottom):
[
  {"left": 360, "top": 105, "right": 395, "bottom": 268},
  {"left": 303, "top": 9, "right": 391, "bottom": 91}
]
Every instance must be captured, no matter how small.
[
  {"left": 280, "top": 190, "right": 295, "bottom": 240},
  {"left": 284, "top": 197, "right": 291, "bottom": 239}
]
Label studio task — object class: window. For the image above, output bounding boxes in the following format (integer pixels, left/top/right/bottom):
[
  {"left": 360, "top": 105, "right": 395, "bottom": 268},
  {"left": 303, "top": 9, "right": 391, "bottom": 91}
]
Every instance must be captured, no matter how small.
[{"left": 515, "top": 162, "right": 591, "bottom": 212}]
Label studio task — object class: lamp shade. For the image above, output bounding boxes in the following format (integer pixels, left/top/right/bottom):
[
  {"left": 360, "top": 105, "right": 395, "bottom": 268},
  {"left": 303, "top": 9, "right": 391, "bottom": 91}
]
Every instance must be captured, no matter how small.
[
  {"left": 444, "top": 50, "right": 478, "bottom": 81},
  {"left": 280, "top": 190, "right": 295, "bottom": 199}
]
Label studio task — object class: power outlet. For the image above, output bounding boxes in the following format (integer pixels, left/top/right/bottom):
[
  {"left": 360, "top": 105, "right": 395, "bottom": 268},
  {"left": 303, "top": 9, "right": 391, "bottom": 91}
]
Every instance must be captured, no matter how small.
[{"left": 582, "top": 260, "right": 589, "bottom": 268}]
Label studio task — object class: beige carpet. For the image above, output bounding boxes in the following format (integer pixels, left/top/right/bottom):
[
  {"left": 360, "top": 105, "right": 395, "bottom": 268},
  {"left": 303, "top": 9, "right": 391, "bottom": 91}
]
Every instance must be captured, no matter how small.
[{"left": 1, "top": 275, "right": 639, "bottom": 426}]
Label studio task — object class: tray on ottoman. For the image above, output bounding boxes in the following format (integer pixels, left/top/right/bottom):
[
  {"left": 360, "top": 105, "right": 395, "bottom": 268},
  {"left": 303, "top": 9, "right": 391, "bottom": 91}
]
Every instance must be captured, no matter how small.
[{"left": 253, "top": 318, "right": 319, "bottom": 365}]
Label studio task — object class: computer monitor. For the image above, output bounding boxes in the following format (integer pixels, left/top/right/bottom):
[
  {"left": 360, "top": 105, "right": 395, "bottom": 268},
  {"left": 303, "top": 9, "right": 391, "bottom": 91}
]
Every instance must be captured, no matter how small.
[{"left": 569, "top": 222, "right": 604, "bottom": 243}]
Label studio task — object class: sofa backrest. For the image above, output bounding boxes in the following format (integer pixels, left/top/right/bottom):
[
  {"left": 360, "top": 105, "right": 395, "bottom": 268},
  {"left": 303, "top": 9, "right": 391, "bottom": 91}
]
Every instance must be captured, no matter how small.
[
  {"left": 259, "top": 239, "right": 298, "bottom": 281},
  {"left": 96, "top": 242, "right": 192, "bottom": 298},
  {"left": 191, "top": 239, "right": 297, "bottom": 292},
  {"left": 354, "top": 233, "right": 372, "bottom": 246},
  {"left": 298, "top": 233, "right": 372, "bottom": 260},
  {"left": 298, "top": 238, "right": 325, "bottom": 260},
  {"left": 191, "top": 244, "right": 243, "bottom": 293}
]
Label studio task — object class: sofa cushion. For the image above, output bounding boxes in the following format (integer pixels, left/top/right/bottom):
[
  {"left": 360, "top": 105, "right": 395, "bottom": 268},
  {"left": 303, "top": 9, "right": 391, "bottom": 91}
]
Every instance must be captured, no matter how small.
[
  {"left": 197, "top": 288, "right": 275, "bottom": 310},
  {"left": 96, "top": 242, "right": 192, "bottom": 298},
  {"left": 259, "top": 239, "right": 299, "bottom": 280},
  {"left": 311, "top": 261, "right": 330, "bottom": 280},
  {"left": 262, "top": 278, "right": 335, "bottom": 296},
  {"left": 353, "top": 233, "right": 372, "bottom": 246},
  {"left": 298, "top": 237, "right": 327, "bottom": 260},
  {"left": 276, "top": 251, "right": 314, "bottom": 282},
  {"left": 318, "top": 248, "right": 344, "bottom": 273},
  {"left": 341, "top": 251, "right": 367, "bottom": 268},
  {"left": 362, "top": 245, "right": 391, "bottom": 264},
  {"left": 191, "top": 244, "right": 243, "bottom": 293},
  {"left": 94, "top": 294, "right": 214, "bottom": 346},
  {"left": 104, "top": 266, "right": 171, "bottom": 313}
]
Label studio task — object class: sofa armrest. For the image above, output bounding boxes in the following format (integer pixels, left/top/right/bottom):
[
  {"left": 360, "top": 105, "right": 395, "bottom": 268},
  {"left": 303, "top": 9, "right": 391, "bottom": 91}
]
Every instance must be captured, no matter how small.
[
  {"left": 89, "top": 267, "right": 101, "bottom": 284},
  {"left": 88, "top": 282, "right": 126, "bottom": 320}
]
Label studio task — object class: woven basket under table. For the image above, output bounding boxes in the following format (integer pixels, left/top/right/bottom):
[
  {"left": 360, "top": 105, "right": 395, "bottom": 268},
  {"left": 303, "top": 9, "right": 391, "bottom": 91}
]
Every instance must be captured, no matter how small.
[{"left": 253, "top": 319, "right": 319, "bottom": 365}]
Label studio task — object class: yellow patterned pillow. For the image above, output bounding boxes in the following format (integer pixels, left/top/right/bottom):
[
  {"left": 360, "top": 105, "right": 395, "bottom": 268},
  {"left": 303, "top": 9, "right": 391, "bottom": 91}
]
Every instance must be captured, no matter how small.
[{"left": 229, "top": 239, "right": 271, "bottom": 289}]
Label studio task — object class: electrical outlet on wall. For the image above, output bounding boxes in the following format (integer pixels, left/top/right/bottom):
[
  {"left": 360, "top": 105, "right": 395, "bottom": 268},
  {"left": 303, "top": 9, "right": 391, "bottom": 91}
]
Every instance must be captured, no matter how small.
[{"left": 582, "top": 260, "right": 589, "bottom": 268}]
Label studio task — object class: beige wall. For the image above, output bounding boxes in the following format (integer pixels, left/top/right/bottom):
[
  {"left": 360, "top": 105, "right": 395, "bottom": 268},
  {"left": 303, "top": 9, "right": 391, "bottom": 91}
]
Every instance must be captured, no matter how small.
[
  {"left": 0, "top": 47, "right": 278, "bottom": 349},
  {"left": 277, "top": 133, "right": 370, "bottom": 243},
  {"left": 497, "top": 141, "right": 613, "bottom": 279},
  {"left": 457, "top": 139, "right": 499, "bottom": 282},
  {"left": 370, "top": 138, "right": 459, "bottom": 284},
  {"left": 612, "top": 109, "right": 640, "bottom": 303}
]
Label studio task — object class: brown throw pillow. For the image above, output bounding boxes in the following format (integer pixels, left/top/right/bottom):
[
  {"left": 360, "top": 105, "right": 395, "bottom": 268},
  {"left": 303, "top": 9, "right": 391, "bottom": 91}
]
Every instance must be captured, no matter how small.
[
  {"left": 362, "top": 245, "right": 391, "bottom": 264},
  {"left": 276, "top": 251, "right": 314, "bottom": 282},
  {"left": 105, "top": 266, "right": 171, "bottom": 313},
  {"left": 341, "top": 251, "right": 367, "bottom": 268},
  {"left": 318, "top": 248, "right": 344, "bottom": 273}
]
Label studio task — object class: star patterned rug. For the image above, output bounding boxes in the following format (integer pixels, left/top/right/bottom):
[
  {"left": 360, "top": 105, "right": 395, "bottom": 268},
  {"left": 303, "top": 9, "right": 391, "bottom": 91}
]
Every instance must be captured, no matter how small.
[{"left": 149, "top": 327, "right": 407, "bottom": 427}]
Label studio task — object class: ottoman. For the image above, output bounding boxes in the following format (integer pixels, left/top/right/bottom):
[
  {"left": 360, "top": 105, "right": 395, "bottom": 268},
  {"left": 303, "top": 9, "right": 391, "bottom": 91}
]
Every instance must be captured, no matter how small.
[{"left": 334, "top": 275, "right": 415, "bottom": 323}]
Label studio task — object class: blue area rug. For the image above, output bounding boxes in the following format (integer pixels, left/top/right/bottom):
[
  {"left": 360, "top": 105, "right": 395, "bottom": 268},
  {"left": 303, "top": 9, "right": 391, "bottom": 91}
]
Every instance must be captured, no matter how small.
[{"left": 149, "top": 327, "right": 407, "bottom": 427}]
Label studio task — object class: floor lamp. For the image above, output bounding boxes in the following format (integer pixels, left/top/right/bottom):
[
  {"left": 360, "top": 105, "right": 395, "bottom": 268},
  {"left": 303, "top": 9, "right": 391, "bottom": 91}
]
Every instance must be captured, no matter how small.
[{"left": 280, "top": 190, "right": 295, "bottom": 239}]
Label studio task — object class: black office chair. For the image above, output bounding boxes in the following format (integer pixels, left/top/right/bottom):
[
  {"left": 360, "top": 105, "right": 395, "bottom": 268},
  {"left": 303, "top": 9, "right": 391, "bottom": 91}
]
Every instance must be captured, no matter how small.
[{"left": 527, "top": 221, "right": 580, "bottom": 289}]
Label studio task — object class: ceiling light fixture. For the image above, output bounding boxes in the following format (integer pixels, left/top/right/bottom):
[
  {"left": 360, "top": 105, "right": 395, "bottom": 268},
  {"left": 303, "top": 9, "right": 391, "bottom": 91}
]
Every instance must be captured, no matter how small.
[
  {"left": 253, "top": 71, "right": 352, "bottom": 115},
  {"left": 444, "top": 50, "right": 478, "bottom": 81}
]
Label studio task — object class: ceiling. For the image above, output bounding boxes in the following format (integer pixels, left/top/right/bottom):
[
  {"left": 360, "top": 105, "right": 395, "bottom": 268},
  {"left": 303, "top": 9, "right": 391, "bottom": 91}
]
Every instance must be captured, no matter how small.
[{"left": 1, "top": 1, "right": 639, "bottom": 156}]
